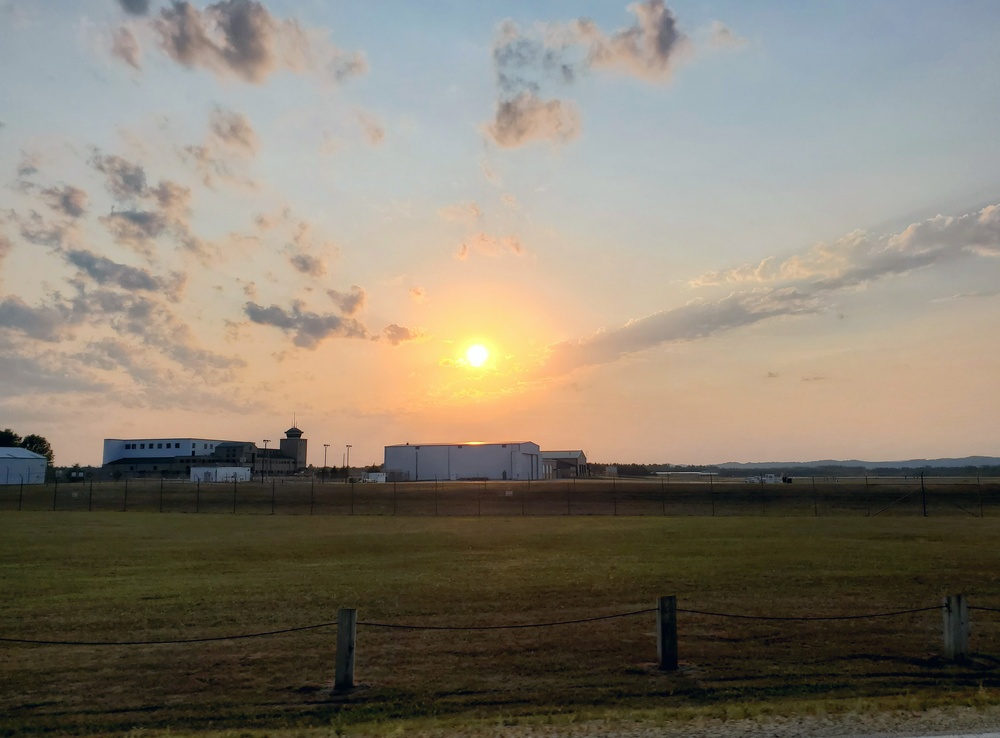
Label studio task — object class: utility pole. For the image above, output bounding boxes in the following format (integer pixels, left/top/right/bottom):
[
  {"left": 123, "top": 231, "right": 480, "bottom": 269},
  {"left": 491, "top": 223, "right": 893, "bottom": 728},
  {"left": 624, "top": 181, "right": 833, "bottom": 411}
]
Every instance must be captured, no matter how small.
[
  {"left": 323, "top": 443, "right": 330, "bottom": 483},
  {"left": 346, "top": 444, "right": 352, "bottom": 482},
  {"left": 262, "top": 439, "right": 270, "bottom": 481}
]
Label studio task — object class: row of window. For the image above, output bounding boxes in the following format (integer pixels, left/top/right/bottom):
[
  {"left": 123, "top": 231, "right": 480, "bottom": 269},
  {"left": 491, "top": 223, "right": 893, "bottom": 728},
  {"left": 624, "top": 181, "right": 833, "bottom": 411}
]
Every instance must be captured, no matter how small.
[{"left": 124, "top": 442, "right": 215, "bottom": 451}]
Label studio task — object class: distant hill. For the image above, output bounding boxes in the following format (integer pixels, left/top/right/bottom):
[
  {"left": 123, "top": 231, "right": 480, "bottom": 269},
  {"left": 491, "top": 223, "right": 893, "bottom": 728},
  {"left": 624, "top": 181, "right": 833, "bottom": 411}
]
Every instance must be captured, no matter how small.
[{"left": 716, "top": 456, "right": 1000, "bottom": 470}]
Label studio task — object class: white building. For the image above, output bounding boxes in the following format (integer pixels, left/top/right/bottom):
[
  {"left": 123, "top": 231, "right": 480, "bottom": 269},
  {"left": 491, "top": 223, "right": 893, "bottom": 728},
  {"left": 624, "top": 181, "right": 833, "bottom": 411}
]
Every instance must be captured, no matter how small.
[
  {"left": 384, "top": 442, "right": 542, "bottom": 482},
  {"left": 190, "top": 466, "right": 252, "bottom": 483},
  {"left": 103, "top": 438, "right": 231, "bottom": 465},
  {"left": 0, "top": 448, "right": 47, "bottom": 485}
]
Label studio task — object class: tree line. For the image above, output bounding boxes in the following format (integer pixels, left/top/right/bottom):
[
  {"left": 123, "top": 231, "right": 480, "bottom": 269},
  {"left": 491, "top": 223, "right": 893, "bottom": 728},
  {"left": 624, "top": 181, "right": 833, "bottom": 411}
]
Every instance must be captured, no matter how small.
[{"left": 0, "top": 428, "right": 54, "bottom": 464}]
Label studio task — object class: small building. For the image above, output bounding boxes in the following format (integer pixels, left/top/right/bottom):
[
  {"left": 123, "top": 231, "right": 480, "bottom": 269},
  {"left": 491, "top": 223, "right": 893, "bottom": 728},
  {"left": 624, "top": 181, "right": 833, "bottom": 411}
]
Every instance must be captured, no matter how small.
[
  {"left": 384, "top": 442, "right": 542, "bottom": 482},
  {"left": 0, "top": 448, "right": 47, "bottom": 485},
  {"left": 190, "top": 466, "right": 252, "bottom": 483},
  {"left": 541, "top": 450, "right": 588, "bottom": 479}
]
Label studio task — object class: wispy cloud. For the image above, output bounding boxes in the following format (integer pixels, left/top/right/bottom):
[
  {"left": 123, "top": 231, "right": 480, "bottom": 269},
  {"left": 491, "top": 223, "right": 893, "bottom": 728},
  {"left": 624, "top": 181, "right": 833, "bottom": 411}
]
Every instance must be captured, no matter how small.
[
  {"left": 455, "top": 232, "right": 525, "bottom": 260},
  {"left": 543, "top": 203, "right": 1000, "bottom": 377}
]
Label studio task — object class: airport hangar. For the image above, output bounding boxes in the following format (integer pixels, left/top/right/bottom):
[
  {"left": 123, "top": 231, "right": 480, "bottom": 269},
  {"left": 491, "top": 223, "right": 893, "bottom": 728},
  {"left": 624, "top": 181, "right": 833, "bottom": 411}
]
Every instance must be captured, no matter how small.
[
  {"left": 0, "top": 447, "right": 48, "bottom": 485},
  {"left": 384, "top": 442, "right": 543, "bottom": 481}
]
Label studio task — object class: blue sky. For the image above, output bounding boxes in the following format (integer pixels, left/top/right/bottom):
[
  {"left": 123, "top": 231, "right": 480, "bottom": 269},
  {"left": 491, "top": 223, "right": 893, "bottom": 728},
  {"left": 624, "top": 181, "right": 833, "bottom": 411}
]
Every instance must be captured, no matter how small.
[{"left": 1, "top": 0, "right": 998, "bottom": 466}]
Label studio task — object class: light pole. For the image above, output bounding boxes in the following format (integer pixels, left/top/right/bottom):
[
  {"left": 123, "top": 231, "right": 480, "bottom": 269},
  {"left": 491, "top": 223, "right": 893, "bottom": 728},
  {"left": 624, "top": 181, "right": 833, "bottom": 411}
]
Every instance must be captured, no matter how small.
[
  {"left": 346, "top": 444, "right": 352, "bottom": 483},
  {"left": 323, "top": 443, "right": 330, "bottom": 483},
  {"left": 262, "top": 439, "right": 270, "bottom": 481}
]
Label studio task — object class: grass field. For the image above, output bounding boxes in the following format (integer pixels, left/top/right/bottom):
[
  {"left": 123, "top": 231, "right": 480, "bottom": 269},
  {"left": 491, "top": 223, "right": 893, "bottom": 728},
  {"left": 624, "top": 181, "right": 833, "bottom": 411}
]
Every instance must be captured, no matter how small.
[{"left": 2, "top": 513, "right": 1000, "bottom": 736}]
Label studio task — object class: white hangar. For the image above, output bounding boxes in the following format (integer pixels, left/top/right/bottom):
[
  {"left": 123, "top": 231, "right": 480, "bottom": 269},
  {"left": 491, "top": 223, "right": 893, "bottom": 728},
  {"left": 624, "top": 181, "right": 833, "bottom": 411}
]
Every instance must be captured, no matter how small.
[
  {"left": 384, "top": 442, "right": 542, "bottom": 482},
  {"left": 0, "top": 447, "right": 47, "bottom": 485}
]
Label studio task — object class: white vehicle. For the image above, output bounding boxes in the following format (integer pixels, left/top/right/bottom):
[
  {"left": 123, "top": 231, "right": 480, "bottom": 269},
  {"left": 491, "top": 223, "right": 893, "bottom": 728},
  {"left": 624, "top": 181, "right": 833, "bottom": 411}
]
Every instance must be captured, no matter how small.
[{"left": 362, "top": 472, "right": 386, "bottom": 483}]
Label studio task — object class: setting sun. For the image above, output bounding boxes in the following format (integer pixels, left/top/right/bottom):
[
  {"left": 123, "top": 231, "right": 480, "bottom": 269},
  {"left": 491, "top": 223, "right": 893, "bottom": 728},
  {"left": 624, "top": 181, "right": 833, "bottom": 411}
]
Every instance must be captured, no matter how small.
[{"left": 465, "top": 344, "right": 489, "bottom": 367}]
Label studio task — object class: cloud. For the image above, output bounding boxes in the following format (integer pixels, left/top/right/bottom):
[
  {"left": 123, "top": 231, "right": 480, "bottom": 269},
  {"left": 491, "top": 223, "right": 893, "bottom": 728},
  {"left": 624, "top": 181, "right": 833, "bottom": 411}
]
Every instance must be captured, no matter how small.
[
  {"left": 409, "top": 286, "right": 425, "bottom": 302},
  {"left": 327, "top": 285, "right": 365, "bottom": 315},
  {"left": 209, "top": 107, "right": 259, "bottom": 154},
  {"left": 439, "top": 201, "right": 483, "bottom": 225},
  {"left": 487, "top": 91, "right": 581, "bottom": 148},
  {"left": 17, "top": 151, "right": 40, "bottom": 178},
  {"left": 570, "top": 0, "right": 691, "bottom": 81},
  {"left": 355, "top": 109, "right": 385, "bottom": 145},
  {"left": 121, "top": 0, "right": 368, "bottom": 85},
  {"left": 456, "top": 232, "right": 525, "bottom": 260},
  {"left": 692, "top": 203, "right": 1000, "bottom": 290},
  {"left": 177, "top": 107, "right": 260, "bottom": 189},
  {"left": 485, "top": 2, "right": 714, "bottom": 148},
  {"left": 6, "top": 209, "right": 80, "bottom": 250},
  {"left": 545, "top": 202, "right": 1000, "bottom": 377},
  {"left": 98, "top": 210, "right": 169, "bottom": 254},
  {"left": 90, "top": 153, "right": 148, "bottom": 200},
  {"left": 64, "top": 248, "right": 184, "bottom": 296},
  {"left": 0, "top": 296, "right": 73, "bottom": 342},
  {"left": 245, "top": 300, "right": 368, "bottom": 348},
  {"left": 382, "top": 324, "right": 419, "bottom": 345},
  {"left": 708, "top": 20, "right": 747, "bottom": 50},
  {"left": 117, "top": 0, "right": 151, "bottom": 15},
  {"left": 288, "top": 252, "right": 325, "bottom": 276},
  {"left": 111, "top": 26, "right": 143, "bottom": 68},
  {"left": 40, "top": 185, "right": 88, "bottom": 218}
]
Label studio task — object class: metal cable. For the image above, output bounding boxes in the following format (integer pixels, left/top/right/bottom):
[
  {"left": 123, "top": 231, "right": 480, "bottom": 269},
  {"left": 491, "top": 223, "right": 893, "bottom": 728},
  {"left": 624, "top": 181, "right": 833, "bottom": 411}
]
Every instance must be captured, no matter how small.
[
  {"left": 358, "top": 608, "right": 656, "bottom": 631},
  {"left": 676, "top": 605, "right": 942, "bottom": 622},
  {"left": 0, "top": 621, "right": 338, "bottom": 646}
]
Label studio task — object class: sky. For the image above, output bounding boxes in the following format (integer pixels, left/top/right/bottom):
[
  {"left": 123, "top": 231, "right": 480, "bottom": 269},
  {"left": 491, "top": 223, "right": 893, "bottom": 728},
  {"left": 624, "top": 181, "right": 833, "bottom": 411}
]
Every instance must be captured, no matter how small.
[{"left": 1, "top": 0, "right": 999, "bottom": 468}]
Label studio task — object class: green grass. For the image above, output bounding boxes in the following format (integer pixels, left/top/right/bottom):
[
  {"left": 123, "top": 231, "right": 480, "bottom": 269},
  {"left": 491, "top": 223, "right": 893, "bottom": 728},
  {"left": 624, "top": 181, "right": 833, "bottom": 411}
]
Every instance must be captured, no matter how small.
[{"left": 2, "top": 513, "right": 1000, "bottom": 736}]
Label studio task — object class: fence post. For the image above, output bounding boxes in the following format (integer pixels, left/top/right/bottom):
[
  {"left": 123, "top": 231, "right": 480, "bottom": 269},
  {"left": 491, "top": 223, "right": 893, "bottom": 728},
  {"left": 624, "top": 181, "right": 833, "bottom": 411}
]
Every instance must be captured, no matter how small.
[
  {"left": 942, "top": 594, "right": 969, "bottom": 662},
  {"left": 123, "top": 477, "right": 128, "bottom": 512},
  {"left": 271, "top": 478, "right": 276, "bottom": 515},
  {"left": 335, "top": 607, "right": 358, "bottom": 690},
  {"left": 657, "top": 595, "right": 678, "bottom": 671}
]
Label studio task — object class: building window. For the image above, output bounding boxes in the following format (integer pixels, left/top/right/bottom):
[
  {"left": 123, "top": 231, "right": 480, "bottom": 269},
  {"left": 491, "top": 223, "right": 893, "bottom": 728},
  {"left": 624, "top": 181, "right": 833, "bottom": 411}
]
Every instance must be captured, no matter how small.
[
  {"left": 204, "top": 444, "right": 208, "bottom": 449},
  {"left": 192, "top": 443, "right": 196, "bottom": 449},
  {"left": 140, "top": 443, "right": 145, "bottom": 449},
  {"left": 157, "top": 443, "right": 163, "bottom": 449},
  {"left": 153, "top": 466, "right": 157, "bottom": 471},
  {"left": 175, "top": 443, "right": 180, "bottom": 448}
]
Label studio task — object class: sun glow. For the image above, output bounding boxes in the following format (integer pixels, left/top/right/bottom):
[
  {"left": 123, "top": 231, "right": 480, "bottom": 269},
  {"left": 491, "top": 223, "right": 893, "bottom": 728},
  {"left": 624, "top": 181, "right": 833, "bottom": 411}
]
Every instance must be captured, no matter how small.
[{"left": 465, "top": 343, "right": 489, "bottom": 367}]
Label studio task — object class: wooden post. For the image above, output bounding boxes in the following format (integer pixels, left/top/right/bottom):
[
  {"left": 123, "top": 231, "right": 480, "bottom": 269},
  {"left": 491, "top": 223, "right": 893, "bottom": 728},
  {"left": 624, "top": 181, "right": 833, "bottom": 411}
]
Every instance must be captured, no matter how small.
[
  {"left": 271, "top": 478, "right": 276, "bottom": 515},
  {"left": 159, "top": 477, "right": 164, "bottom": 513},
  {"left": 123, "top": 477, "right": 128, "bottom": 512},
  {"left": 52, "top": 477, "right": 58, "bottom": 511},
  {"left": 943, "top": 594, "right": 969, "bottom": 662},
  {"left": 88, "top": 478, "right": 93, "bottom": 512},
  {"left": 657, "top": 595, "right": 678, "bottom": 671},
  {"left": 232, "top": 477, "right": 237, "bottom": 514},
  {"left": 310, "top": 477, "right": 315, "bottom": 516},
  {"left": 196, "top": 480, "right": 200, "bottom": 513},
  {"left": 335, "top": 608, "right": 358, "bottom": 690},
  {"left": 921, "top": 472, "right": 928, "bottom": 517}
]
